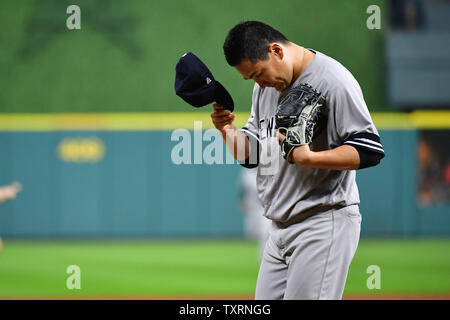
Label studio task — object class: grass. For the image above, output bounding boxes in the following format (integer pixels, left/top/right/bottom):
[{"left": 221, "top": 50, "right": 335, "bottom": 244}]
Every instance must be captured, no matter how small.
[
  {"left": 0, "top": 238, "right": 449, "bottom": 299},
  {"left": 346, "top": 239, "right": 450, "bottom": 296}
]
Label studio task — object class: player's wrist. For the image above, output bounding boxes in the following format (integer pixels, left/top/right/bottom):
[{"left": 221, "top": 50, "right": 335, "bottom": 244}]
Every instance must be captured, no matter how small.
[
  {"left": 291, "top": 145, "right": 314, "bottom": 166},
  {"left": 219, "top": 124, "right": 238, "bottom": 140}
]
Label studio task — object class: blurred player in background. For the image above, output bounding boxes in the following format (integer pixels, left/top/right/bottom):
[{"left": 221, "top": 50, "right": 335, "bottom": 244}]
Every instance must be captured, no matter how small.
[
  {"left": 0, "top": 182, "right": 22, "bottom": 203},
  {"left": 0, "top": 182, "right": 22, "bottom": 254},
  {"left": 238, "top": 167, "right": 271, "bottom": 261}
]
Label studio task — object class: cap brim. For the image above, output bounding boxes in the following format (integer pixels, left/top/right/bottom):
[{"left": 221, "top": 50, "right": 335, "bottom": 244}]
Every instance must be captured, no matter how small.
[{"left": 214, "top": 81, "right": 234, "bottom": 112}]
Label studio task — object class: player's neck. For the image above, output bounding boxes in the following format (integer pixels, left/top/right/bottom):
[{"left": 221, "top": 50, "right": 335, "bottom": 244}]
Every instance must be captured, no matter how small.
[{"left": 291, "top": 45, "right": 315, "bottom": 83}]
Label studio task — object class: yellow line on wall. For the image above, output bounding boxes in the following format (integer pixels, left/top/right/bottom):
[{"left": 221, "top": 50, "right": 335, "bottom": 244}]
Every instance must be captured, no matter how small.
[
  {"left": 0, "top": 110, "right": 449, "bottom": 131},
  {"left": 0, "top": 113, "right": 245, "bottom": 131}
]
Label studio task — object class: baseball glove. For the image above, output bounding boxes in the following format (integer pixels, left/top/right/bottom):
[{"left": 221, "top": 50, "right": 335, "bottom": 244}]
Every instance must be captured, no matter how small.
[{"left": 275, "top": 83, "right": 327, "bottom": 163}]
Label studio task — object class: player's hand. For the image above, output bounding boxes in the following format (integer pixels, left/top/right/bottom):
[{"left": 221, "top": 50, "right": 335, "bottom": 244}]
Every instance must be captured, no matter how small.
[
  {"left": 277, "top": 131, "right": 286, "bottom": 145},
  {"left": 211, "top": 104, "right": 235, "bottom": 132}
]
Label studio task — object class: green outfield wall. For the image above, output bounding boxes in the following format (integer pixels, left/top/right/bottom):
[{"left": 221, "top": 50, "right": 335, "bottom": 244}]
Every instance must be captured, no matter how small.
[
  {"left": 1, "top": 111, "right": 449, "bottom": 238},
  {"left": 0, "top": 0, "right": 387, "bottom": 113}
]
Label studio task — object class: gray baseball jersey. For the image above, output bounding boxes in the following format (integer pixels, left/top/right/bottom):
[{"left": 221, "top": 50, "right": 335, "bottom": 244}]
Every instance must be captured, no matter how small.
[
  {"left": 241, "top": 49, "right": 384, "bottom": 225},
  {"left": 240, "top": 49, "right": 384, "bottom": 300}
]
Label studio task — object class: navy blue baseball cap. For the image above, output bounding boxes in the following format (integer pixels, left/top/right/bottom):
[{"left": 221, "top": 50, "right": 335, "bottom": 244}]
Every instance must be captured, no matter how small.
[{"left": 175, "top": 52, "right": 234, "bottom": 111}]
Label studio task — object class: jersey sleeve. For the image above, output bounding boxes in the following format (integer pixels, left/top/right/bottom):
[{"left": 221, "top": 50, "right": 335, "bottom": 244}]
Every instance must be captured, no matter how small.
[
  {"left": 330, "top": 82, "right": 385, "bottom": 167},
  {"left": 238, "top": 85, "right": 261, "bottom": 168},
  {"left": 241, "top": 85, "right": 260, "bottom": 139}
]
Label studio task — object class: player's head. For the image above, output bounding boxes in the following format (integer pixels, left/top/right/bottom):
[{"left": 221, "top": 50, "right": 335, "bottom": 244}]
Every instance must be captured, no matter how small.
[
  {"left": 223, "top": 21, "right": 288, "bottom": 66},
  {"left": 223, "top": 21, "right": 294, "bottom": 91}
]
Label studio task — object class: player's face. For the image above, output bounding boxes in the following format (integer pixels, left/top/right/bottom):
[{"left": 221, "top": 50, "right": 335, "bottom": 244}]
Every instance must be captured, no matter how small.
[{"left": 235, "top": 50, "right": 292, "bottom": 91}]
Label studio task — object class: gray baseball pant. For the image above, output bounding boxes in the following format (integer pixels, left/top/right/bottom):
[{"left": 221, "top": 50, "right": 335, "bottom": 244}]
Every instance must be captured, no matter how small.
[{"left": 254, "top": 205, "right": 361, "bottom": 300}]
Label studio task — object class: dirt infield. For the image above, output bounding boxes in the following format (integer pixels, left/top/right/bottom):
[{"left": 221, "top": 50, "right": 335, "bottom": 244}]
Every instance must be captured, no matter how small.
[
  {"left": 343, "top": 293, "right": 450, "bottom": 300},
  {"left": 4, "top": 293, "right": 450, "bottom": 300}
]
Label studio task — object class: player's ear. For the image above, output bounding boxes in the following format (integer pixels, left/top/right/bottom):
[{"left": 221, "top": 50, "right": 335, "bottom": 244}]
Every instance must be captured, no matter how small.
[{"left": 269, "top": 43, "right": 284, "bottom": 60}]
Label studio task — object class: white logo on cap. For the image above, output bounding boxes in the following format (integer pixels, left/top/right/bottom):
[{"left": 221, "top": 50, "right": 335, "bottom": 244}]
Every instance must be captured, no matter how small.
[{"left": 206, "top": 77, "right": 212, "bottom": 85}]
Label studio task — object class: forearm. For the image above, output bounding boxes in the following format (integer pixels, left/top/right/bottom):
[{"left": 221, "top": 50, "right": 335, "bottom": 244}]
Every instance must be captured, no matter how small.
[
  {"left": 219, "top": 125, "right": 250, "bottom": 161},
  {"left": 291, "top": 145, "right": 360, "bottom": 170}
]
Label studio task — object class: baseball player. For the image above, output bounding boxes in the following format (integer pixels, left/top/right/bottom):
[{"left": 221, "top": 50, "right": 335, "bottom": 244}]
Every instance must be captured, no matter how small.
[{"left": 211, "top": 21, "right": 385, "bottom": 300}]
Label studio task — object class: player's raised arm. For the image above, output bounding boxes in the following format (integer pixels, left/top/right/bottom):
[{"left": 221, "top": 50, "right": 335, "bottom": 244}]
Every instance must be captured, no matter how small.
[{"left": 211, "top": 104, "right": 250, "bottom": 162}]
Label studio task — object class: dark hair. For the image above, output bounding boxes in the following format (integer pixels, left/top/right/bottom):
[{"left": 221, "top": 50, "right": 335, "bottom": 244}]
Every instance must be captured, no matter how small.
[{"left": 223, "top": 21, "right": 289, "bottom": 66}]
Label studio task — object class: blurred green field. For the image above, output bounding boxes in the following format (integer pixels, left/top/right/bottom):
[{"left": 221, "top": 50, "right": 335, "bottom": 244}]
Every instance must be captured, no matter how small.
[{"left": 0, "top": 239, "right": 449, "bottom": 299}]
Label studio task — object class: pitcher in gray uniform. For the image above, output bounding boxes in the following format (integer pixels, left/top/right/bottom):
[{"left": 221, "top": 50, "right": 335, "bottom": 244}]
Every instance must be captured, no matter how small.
[{"left": 211, "top": 21, "right": 385, "bottom": 300}]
